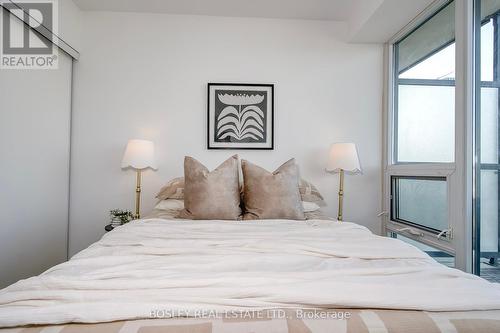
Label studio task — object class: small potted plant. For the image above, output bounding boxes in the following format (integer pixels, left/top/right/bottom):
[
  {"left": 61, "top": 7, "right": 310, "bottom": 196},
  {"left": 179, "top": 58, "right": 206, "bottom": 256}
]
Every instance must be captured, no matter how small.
[{"left": 109, "top": 209, "right": 134, "bottom": 227}]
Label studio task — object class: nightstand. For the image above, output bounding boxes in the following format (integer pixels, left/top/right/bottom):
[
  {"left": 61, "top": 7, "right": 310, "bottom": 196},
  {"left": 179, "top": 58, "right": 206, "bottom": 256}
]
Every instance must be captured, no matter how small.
[{"left": 104, "top": 224, "right": 114, "bottom": 232}]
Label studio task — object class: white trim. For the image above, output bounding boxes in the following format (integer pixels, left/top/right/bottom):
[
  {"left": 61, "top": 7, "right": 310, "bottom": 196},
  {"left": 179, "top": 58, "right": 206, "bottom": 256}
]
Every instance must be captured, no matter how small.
[
  {"left": 453, "top": 0, "right": 474, "bottom": 272},
  {"left": 381, "top": 42, "right": 391, "bottom": 238},
  {"left": 386, "top": 163, "right": 455, "bottom": 173},
  {"left": 381, "top": 44, "right": 391, "bottom": 236},
  {"left": 386, "top": 221, "right": 454, "bottom": 255},
  {"left": 384, "top": 43, "right": 395, "bottom": 167}
]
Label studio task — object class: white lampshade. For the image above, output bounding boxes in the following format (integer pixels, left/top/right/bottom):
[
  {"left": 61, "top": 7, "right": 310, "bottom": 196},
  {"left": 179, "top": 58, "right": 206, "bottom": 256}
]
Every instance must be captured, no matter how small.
[
  {"left": 326, "top": 143, "right": 361, "bottom": 174},
  {"left": 121, "top": 139, "right": 158, "bottom": 170}
]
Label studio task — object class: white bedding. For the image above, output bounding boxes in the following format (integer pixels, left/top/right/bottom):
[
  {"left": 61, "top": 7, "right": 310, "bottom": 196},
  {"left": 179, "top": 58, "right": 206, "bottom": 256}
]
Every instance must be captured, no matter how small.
[{"left": 1, "top": 219, "right": 500, "bottom": 327}]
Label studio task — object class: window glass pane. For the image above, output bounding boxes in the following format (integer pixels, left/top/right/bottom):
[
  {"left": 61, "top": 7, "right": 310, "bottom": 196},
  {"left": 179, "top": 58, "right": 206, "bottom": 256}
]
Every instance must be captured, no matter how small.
[
  {"left": 397, "top": 85, "right": 455, "bottom": 162},
  {"left": 394, "top": 1, "right": 455, "bottom": 163},
  {"left": 396, "top": 1, "right": 455, "bottom": 76},
  {"left": 400, "top": 43, "right": 455, "bottom": 80},
  {"left": 475, "top": 0, "right": 500, "bottom": 282},
  {"left": 481, "top": 20, "right": 494, "bottom": 81},
  {"left": 480, "top": 87, "right": 499, "bottom": 163},
  {"left": 480, "top": 170, "right": 499, "bottom": 255},
  {"left": 388, "top": 233, "right": 455, "bottom": 267},
  {"left": 477, "top": 169, "right": 500, "bottom": 282},
  {"left": 391, "top": 177, "right": 448, "bottom": 232}
]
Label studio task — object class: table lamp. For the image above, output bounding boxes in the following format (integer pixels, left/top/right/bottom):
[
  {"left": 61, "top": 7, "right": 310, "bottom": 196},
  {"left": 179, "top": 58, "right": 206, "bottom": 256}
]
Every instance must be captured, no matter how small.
[
  {"left": 326, "top": 143, "right": 361, "bottom": 221},
  {"left": 121, "top": 139, "right": 157, "bottom": 219}
]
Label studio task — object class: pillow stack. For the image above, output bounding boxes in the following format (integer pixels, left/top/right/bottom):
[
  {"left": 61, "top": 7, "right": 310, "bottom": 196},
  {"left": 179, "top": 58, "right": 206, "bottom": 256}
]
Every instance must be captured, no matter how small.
[{"left": 155, "top": 156, "right": 326, "bottom": 220}]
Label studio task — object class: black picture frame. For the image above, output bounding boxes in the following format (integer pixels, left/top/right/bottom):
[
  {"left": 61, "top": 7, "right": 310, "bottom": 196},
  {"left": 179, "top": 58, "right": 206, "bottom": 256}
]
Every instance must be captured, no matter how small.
[{"left": 207, "top": 83, "right": 274, "bottom": 150}]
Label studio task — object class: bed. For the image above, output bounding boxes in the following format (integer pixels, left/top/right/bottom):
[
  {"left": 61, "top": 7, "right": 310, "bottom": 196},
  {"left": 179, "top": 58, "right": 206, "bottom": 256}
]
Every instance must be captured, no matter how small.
[{"left": 1, "top": 218, "right": 500, "bottom": 332}]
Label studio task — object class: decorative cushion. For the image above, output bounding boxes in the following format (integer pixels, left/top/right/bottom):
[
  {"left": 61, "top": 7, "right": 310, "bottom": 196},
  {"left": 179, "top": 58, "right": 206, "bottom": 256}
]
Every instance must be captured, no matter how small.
[
  {"left": 179, "top": 155, "right": 241, "bottom": 220},
  {"left": 299, "top": 179, "right": 326, "bottom": 206},
  {"left": 302, "top": 201, "right": 320, "bottom": 212},
  {"left": 155, "top": 177, "right": 184, "bottom": 200},
  {"left": 154, "top": 199, "right": 184, "bottom": 211},
  {"left": 304, "top": 211, "right": 335, "bottom": 221},
  {"left": 242, "top": 159, "right": 305, "bottom": 220},
  {"left": 152, "top": 199, "right": 185, "bottom": 220}
]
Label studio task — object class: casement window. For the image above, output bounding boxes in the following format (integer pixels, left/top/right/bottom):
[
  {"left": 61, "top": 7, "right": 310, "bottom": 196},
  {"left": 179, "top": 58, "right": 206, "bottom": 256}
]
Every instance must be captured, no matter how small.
[{"left": 391, "top": 176, "right": 448, "bottom": 234}]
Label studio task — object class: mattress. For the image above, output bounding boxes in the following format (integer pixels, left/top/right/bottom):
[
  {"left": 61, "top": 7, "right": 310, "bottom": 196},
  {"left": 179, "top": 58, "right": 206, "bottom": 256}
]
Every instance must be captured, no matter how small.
[{"left": 1, "top": 219, "right": 500, "bottom": 330}]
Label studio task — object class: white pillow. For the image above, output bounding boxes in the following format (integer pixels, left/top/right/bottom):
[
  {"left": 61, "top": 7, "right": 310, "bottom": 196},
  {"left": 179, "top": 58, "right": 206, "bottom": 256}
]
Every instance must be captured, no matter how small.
[
  {"left": 156, "top": 200, "right": 318, "bottom": 213},
  {"left": 155, "top": 199, "right": 184, "bottom": 211},
  {"left": 302, "top": 201, "right": 320, "bottom": 213}
]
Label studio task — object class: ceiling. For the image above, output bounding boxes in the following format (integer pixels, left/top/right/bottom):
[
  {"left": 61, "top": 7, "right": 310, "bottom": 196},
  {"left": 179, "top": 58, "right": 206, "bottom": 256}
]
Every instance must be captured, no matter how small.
[
  {"left": 71, "top": 0, "right": 436, "bottom": 43},
  {"left": 72, "top": 0, "right": 361, "bottom": 21}
]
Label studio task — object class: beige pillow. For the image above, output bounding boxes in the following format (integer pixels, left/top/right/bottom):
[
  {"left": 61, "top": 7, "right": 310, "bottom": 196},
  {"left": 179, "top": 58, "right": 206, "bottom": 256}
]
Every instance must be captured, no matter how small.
[
  {"left": 242, "top": 159, "right": 305, "bottom": 220},
  {"left": 155, "top": 199, "right": 184, "bottom": 211},
  {"left": 179, "top": 155, "right": 241, "bottom": 220},
  {"left": 156, "top": 174, "right": 246, "bottom": 201},
  {"left": 156, "top": 177, "right": 184, "bottom": 200},
  {"left": 302, "top": 201, "right": 320, "bottom": 212},
  {"left": 299, "top": 179, "right": 327, "bottom": 206},
  {"left": 304, "top": 211, "right": 335, "bottom": 221}
]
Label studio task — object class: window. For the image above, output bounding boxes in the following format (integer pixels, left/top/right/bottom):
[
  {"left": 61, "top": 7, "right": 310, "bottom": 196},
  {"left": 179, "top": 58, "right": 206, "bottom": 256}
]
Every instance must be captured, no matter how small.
[
  {"left": 391, "top": 176, "right": 447, "bottom": 234},
  {"left": 474, "top": 0, "right": 500, "bottom": 280},
  {"left": 387, "top": 0, "right": 500, "bottom": 278},
  {"left": 394, "top": 1, "right": 455, "bottom": 163},
  {"left": 385, "top": 1, "right": 456, "bottom": 258}
]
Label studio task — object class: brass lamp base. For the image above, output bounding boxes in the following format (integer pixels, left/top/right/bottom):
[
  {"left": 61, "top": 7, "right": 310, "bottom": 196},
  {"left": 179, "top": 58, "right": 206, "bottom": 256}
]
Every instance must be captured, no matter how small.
[
  {"left": 337, "top": 169, "right": 344, "bottom": 222},
  {"left": 134, "top": 169, "right": 142, "bottom": 219}
]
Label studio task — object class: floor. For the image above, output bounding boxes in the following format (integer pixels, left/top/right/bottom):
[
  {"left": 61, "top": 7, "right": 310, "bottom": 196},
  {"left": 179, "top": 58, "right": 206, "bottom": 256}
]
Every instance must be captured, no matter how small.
[
  {"left": 480, "top": 263, "right": 500, "bottom": 283},
  {"left": 433, "top": 255, "right": 500, "bottom": 283}
]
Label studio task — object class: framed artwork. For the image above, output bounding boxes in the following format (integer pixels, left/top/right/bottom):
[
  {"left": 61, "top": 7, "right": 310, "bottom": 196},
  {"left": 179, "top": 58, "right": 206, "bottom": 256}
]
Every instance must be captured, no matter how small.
[{"left": 207, "top": 83, "right": 274, "bottom": 150}]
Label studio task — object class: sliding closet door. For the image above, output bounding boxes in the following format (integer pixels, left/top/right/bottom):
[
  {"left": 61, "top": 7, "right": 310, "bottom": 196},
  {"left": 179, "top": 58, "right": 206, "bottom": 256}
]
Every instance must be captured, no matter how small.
[{"left": 0, "top": 51, "right": 72, "bottom": 288}]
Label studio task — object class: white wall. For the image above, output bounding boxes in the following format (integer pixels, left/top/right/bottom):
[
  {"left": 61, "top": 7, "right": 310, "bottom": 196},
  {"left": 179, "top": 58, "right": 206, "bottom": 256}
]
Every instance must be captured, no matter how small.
[
  {"left": 70, "top": 12, "right": 383, "bottom": 256},
  {"left": 58, "top": 0, "right": 83, "bottom": 52}
]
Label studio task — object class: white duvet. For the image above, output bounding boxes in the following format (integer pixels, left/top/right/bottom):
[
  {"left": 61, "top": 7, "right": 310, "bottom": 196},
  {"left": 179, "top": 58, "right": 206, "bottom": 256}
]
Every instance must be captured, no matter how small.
[{"left": 1, "top": 219, "right": 500, "bottom": 327}]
